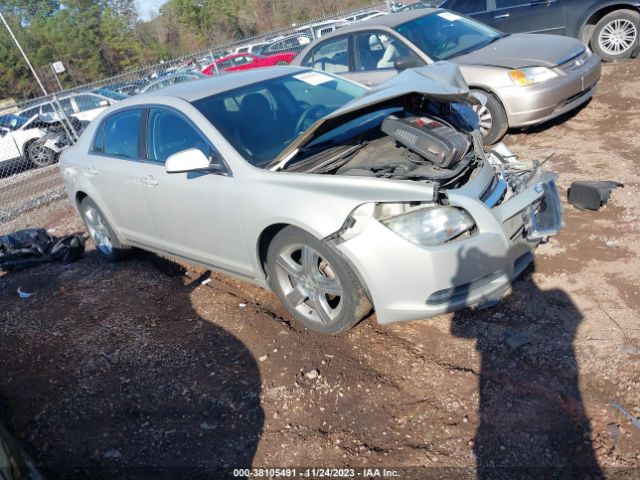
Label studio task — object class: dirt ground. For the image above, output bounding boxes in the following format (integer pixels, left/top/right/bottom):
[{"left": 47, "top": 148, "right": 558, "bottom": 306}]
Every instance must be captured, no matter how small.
[{"left": 1, "top": 59, "right": 639, "bottom": 480}]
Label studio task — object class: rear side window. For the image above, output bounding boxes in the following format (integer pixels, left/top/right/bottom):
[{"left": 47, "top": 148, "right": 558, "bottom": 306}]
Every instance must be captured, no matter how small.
[
  {"left": 92, "top": 122, "right": 105, "bottom": 153},
  {"left": 102, "top": 109, "right": 141, "bottom": 159}
]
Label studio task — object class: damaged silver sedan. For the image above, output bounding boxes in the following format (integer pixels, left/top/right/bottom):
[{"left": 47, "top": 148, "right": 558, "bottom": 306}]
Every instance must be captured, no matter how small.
[{"left": 59, "top": 65, "right": 563, "bottom": 333}]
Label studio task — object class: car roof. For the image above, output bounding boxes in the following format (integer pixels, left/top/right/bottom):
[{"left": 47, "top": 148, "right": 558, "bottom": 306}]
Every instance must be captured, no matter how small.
[
  {"left": 118, "top": 66, "right": 310, "bottom": 104},
  {"left": 316, "top": 9, "right": 438, "bottom": 39}
]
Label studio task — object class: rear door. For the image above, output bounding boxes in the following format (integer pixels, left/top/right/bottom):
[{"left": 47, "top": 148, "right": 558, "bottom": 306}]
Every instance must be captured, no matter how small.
[
  {"left": 488, "top": 0, "right": 566, "bottom": 35},
  {"left": 137, "top": 106, "right": 251, "bottom": 275},
  {"left": 85, "top": 108, "right": 160, "bottom": 247}
]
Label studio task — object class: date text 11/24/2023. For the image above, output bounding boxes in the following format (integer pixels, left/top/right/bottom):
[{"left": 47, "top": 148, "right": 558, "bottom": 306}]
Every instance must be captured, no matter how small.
[{"left": 232, "top": 468, "right": 401, "bottom": 478}]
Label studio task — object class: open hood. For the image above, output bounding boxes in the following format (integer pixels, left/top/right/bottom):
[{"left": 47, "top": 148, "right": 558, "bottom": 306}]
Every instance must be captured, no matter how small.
[{"left": 270, "top": 62, "right": 473, "bottom": 170}]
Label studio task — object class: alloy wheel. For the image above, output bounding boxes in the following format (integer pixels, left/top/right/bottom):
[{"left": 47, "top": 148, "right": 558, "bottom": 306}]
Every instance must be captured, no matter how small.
[
  {"left": 29, "top": 144, "right": 52, "bottom": 166},
  {"left": 599, "top": 19, "right": 637, "bottom": 56},
  {"left": 472, "top": 103, "right": 493, "bottom": 137},
  {"left": 274, "top": 243, "right": 344, "bottom": 326},
  {"left": 84, "top": 206, "right": 113, "bottom": 256}
]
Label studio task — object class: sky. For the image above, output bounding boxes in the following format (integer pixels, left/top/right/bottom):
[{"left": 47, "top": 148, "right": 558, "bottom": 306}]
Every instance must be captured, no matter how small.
[{"left": 136, "top": 0, "right": 168, "bottom": 21}]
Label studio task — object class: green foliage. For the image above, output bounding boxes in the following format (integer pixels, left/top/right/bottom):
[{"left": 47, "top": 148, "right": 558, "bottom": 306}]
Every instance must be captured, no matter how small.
[{"left": 0, "top": 0, "right": 377, "bottom": 101}]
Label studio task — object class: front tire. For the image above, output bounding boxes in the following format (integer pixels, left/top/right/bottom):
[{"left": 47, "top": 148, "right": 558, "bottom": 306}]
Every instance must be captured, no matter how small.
[
  {"left": 26, "top": 141, "right": 56, "bottom": 168},
  {"left": 266, "top": 227, "right": 370, "bottom": 334},
  {"left": 79, "top": 197, "right": 131, "bottom": 261},
  {"left": 591, "top": 9, "right": 639, "bottom": 61},
  {"left": 470, "top": 89, "right": 508, "bottom": 145}
]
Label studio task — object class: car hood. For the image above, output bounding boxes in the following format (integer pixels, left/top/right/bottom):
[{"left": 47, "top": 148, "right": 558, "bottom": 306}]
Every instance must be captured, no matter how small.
[
  {"left": 271, "top": 61, "right": 473, "bottom": 169},
  {"left": 451, "top": 34, "right": 586, "bottom": 69}
]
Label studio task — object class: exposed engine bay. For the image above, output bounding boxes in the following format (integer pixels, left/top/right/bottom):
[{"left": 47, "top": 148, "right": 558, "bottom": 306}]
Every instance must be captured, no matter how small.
[{"left": 296, "top": 95, "right": 547, "bottom": 199}]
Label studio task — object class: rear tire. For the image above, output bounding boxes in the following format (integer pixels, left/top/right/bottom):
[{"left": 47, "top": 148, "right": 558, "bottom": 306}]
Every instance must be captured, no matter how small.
[
  {"left": 591, "top": 9, "right": 639, "bottom": 61},
  {"left": 79, "top": 197, "right": 131, "bottom": 261},
  {"left": 470, "top": 89, "right": 508, "bottom": 145},
  {"left": 266, "top": 226, "right": 370, "bottom": 334}
]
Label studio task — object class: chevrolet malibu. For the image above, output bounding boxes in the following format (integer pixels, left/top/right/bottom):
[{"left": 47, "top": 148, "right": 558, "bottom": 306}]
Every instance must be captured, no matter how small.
[
  {"left": 292, "top": 8, "right": 602, "bottom": 144},
  {"left": 59, "top": 66, "right": 563, "bottom": 333}
]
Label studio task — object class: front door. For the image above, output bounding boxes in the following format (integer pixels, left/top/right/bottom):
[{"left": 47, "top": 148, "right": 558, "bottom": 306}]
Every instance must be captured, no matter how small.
[{"left": 138, "top": 107, "right": 252, "bottom": 276}]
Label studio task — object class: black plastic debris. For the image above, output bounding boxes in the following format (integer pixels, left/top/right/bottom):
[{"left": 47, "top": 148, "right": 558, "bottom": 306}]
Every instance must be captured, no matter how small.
[
  {"left": 0, "top": 228, "right": 85, "bottom": 271},
  {"left": 567, "top": 181, "right": 623, "bottom": 211}
]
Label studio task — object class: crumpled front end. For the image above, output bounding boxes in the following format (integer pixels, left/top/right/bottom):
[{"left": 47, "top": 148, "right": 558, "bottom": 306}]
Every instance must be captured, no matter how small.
[{"left": 332, "top": 146, "right": 563, "bottom": 325}]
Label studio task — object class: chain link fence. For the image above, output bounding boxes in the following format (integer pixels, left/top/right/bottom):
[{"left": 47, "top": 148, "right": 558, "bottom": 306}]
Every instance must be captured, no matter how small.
[{"left": 0, "top": 0, "right": 442, "bottom": 235}]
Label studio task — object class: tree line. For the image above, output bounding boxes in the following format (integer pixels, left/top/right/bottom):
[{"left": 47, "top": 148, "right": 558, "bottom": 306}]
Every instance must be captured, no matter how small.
[{"left": 0, "top": 0, "right": 377, "bottom": 101}]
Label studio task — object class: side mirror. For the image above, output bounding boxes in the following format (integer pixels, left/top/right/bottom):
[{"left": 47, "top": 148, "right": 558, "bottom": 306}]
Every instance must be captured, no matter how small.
[
  {"left": 393, "top": 56, "right": 424, "bottom": 71},
  {"left": 99, "top": 100, "right": 110, "bottom": 108},
  {"left": 165, "top": 148, "right": 225, "bottom": 174}
]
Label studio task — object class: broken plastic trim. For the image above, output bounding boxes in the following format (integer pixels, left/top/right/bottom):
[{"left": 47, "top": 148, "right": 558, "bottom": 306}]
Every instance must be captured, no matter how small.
[{"left": 524, "top": 173, "right": 564, "bottom": 241}]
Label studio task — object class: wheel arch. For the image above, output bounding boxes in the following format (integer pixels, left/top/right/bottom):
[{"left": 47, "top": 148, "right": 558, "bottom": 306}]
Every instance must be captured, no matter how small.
[
  {"left": 579, "top": 3, "right": 640, "bottom": 43},
  {"left": 75, "top": 190, "right": 89, "bottom": 208},
  {"left": 467, "top": 84, "right": 510, "bottom": 125},
  {"left": 21, "top": 137, "right": 39, "bottom": 158},
  {"left": 256, "top": 222, "right": 375, "bottom": 306}
]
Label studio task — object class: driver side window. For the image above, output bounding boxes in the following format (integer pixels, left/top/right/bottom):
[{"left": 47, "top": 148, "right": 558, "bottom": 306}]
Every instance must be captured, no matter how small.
[
  {"left": 146, "top": 108, "right": 220, "bottom": 165},
  {"left": 353, "top": 31, "right": 423, "bottom": 71}
]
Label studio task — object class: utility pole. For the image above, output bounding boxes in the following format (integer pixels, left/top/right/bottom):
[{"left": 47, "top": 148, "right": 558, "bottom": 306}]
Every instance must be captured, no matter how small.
[{"left": 0, "top": 11, "right": 48, "bottom": 97}]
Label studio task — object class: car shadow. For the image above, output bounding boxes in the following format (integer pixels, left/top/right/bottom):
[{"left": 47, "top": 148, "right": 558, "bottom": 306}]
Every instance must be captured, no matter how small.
[
  {"left": 0, "top": 251, "right": 264, "bottom": 479},
  {"left": 448, "top": 248, "right": 603, "bottom": 479}
]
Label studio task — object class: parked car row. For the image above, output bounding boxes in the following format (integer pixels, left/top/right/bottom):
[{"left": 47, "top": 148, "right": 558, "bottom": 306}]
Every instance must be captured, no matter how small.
[{"left": 7, "top": 1, "right": 635, "bottom": 177}]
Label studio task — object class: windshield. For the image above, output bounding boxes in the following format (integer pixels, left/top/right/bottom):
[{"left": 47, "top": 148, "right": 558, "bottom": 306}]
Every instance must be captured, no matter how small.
[
  {"left": 395, "top": 11, "right": 503, "bottom": 61},
  {"left": 0, "top": 114, "right": 28, "bottom": 131},
  {"left": 193, "top": 71, "right": 367, "bottom": 167}
]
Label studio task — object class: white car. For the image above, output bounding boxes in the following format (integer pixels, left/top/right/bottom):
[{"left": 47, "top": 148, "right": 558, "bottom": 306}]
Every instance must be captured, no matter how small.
[
  {"left": 18, "top": 91, "right": 120, "bottom": 127},
  {"left": 0, "top": 114, "right": 58, "bottom": 172}
]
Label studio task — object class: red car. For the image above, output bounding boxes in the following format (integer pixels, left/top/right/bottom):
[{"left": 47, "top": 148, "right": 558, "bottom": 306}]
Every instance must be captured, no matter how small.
[{"left": 202, "top": 52, "right": 296, "bottom": 76}]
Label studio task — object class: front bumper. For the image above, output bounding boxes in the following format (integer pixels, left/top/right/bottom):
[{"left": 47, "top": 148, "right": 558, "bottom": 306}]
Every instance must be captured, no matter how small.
[
  {"left": 335, "top": 162, "right": 562, "bottom": 325},
  {"left": 500, "top": 53, "right": 601, "bottom": 128}
]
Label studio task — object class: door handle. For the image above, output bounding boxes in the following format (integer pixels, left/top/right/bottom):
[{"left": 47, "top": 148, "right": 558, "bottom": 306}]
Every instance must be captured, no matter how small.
[
  {"left": 494, "top": 13, "right": 510, "bottom": 19},
  {"left": 140, "top": 175, "right": 159, "bottom": 186},
  {"left": 87, "top": 167, "right": 99, "bottom": 176}
]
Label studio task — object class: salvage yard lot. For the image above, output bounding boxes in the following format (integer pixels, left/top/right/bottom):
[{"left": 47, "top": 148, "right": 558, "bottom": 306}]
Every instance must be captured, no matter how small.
[{"left": 1, "top": 59, "right": 639, "bottom": 478}]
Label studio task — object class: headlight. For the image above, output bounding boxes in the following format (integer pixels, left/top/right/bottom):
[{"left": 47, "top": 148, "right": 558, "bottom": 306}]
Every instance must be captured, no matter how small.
[
  {"left": 509, "top": 67, "right": 558, "bottom": 86},
  {"left": 380, "top": 206, "right": 475, "bottom": 246}
]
